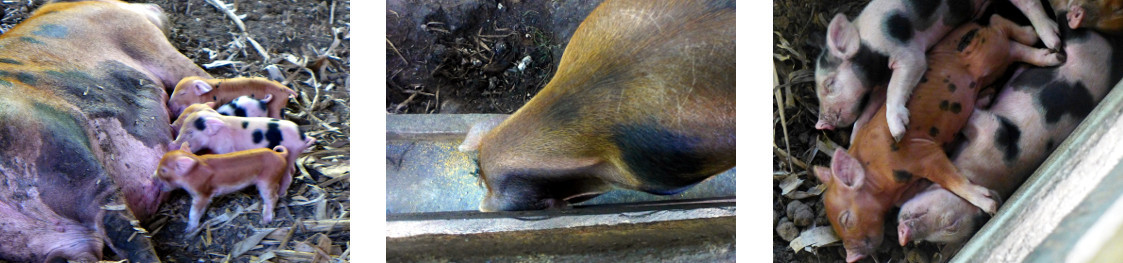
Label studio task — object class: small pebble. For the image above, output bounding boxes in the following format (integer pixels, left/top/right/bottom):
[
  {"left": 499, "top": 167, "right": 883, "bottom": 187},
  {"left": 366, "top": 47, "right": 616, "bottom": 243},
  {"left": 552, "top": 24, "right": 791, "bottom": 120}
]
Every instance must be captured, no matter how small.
[
  {"left": 776, "top": 218, "right": 799, "bottom": 241},
  {"left": 787, "top": 200, "right": 814, "bottom": 227}
]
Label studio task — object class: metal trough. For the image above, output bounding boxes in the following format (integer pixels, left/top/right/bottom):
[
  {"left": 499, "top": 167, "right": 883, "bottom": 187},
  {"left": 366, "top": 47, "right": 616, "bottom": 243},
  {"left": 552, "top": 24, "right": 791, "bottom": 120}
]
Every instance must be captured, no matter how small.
[
  {"left": 385, "top": 114, "right": 736, "bottom": 260},
  {"left": 954, "top": 81, "right": 1123, "bottom": 262}
]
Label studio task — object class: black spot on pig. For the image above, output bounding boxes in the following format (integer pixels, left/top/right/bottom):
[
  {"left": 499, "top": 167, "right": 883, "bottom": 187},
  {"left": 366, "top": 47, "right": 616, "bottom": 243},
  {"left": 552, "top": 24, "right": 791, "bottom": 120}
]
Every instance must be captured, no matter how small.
[
  {"left": 252, "top": 129, "right": 264, "bottom": 144},
  {"left": 816, "top": 51, "right": 840, "bottom": 72},
  {"left": 234, "top": 107, "right": 246, "bottom": 117},
  {"left": 893, "top": 170, "right": 913, "bottom": 182},
  {"left": 19, "top": 36, "right": 44, "bottom": 45},
  {"left": 13, "top": 72, "right": 34, "bottom": 85},
  {"left": 957, "top": 28, "right": 979, "bottom": 52},
  {"left": 948, "top": 83, "right": 957, "bottom": 92},
  {"left": 544, "top": 95, "right": 582, "bottom": 123},
  {"left": 32, "top": 24, "right": 68, "bottom": 38},
  {"left": 1039, "top": 82, "right": 1094, "bottom": 124},
  {"left": 940, "top": 100, "right": 950, "bottom": 111},
  {"left": 1046, "top": 139, "right": 1056, "bottom": 152},
  {"left": 265, "top": 122, "right": 283, "bottom": 148},
  {"left": 950, "top": 102, "right": 962, "bottom": 114},
  {"left": 1012, "top": 68, "right": 1057, "bottom": 91},
  {"left": 852, "top": 44, "right": 891, "bottom": 88},
  {"left": 929, "top": 127, "right": 940, "bottom": 137},
  {"left": 0, "top": 58, "right": 21, "bottom": 65},
  {"left": 611, "top": 122, "right": 709, "bottom": 192},
  {"left": 907, "top": 0, "right": 939, "bottom": 22},
  {"left": 257, "top": 100, "right": 267, "bottom": 111},
  {"left": 945, "top": 0, "right": 974, "bottom": 26},
  {"left": 970, "top": 81, "right": 976, "bottom": 89},
  {"left": 194, "top": 117, "right": 206, "bottom": 131},
  {"left": 31, "top": 102, "right": 104, "bottom": 224},
  {"left": 212, "top": 95, "right": 217, "bottom": 101},
  {"left": 42, "top": 61, "right": 170, "bottom": 148},
  {"left": 920, "top": 75, "right": 928, "bottom": 83},
  {"left": 241, "top": 121, "right": 248, "bottom": 129},
  {"left": 885, "top": 13, "right": 914, "bottom": 44},
  {"left": 995, "top": 116, "right": 1021, "bottom": 163}
]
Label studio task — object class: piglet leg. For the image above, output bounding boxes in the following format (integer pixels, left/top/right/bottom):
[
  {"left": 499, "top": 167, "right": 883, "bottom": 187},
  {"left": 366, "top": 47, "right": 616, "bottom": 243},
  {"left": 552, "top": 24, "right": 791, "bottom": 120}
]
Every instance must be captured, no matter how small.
[
  {"left": 903, "top": 140, "right": 1001, "bottom": 214},
  {"left": 186, "top": 195, "right": 213, "bottom": 233},
  {"left": 1010, "top": 0, "right": 1061, "bottom": 49},
  {"left": 886, "top": 51, "right": 926, "bottom": 142},
  {"left": 992, "top": 15, "right": 1066, "bottom": 66},
  {"left": 257, "top": 181, "right": 281, "bottom": 224}
]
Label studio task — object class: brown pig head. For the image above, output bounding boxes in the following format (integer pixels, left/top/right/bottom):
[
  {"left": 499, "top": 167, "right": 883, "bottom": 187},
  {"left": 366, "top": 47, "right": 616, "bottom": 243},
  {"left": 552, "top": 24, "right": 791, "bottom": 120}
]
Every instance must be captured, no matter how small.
[{"left": 814, "top": 148, "right": 890, "bottom": 263}]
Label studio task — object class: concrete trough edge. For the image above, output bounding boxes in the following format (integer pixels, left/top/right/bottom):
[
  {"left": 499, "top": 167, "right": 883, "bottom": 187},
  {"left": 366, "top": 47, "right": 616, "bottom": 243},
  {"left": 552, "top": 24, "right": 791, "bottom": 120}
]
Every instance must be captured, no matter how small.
[{"left": 386, "top": 198, "right": 736, "bottom": 238}]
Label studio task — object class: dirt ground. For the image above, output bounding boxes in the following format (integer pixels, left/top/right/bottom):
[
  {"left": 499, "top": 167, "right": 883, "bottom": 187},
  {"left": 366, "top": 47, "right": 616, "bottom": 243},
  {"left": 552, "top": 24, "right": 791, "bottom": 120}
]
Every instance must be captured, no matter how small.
[
  {"left": 386, "top": 0, "right": 604, "bottom": 114},
  {"left": 0, "top": 0, "right": 350, "bottom": 262}
]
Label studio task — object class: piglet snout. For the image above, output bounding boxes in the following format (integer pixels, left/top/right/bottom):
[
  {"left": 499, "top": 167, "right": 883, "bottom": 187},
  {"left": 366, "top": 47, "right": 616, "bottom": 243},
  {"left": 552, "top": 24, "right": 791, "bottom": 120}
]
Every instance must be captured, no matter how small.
[{"left": 815, "top": 119, "right": 835, "bottom": 130}]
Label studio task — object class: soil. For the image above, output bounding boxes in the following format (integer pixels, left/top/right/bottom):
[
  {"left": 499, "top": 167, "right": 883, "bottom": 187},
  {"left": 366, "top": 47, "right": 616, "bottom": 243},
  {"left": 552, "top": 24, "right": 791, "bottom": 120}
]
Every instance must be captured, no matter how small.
[
  {"left": 0, "top": 0, "right": 350, "bottom": 262},
  {"left": 385, "top": 0, "right": 603, "bottom": 114}
]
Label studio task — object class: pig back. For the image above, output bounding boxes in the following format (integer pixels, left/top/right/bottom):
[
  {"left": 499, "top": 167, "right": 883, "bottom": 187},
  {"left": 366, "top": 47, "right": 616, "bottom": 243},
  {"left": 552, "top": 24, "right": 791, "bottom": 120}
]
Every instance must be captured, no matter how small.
[{"left": 478, "top": 0, "right": 735, "bottom": 193}]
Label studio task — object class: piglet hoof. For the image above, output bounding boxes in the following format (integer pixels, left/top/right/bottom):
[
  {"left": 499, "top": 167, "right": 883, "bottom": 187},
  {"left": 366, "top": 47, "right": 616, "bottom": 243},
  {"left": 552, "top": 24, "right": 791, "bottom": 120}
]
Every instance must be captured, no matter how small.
[
  {"left": 966, "top": 185, "right": 1000, "bottom": 215},
  {"left": 887, "top": 106, "right": 909, "bottom": 142},
  {"left": 1035, "top": 20, "right": 1061, "bottom": 50}
]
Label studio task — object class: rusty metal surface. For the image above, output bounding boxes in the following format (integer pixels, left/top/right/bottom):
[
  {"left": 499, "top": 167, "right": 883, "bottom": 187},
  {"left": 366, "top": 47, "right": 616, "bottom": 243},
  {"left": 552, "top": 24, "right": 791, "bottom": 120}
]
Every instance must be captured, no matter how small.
[
  {"left": 385, "top": 114, "right": 736, "bottom": 214},
  {"left": 954, "top": 81, "right": 1123, "bottom": 262}
]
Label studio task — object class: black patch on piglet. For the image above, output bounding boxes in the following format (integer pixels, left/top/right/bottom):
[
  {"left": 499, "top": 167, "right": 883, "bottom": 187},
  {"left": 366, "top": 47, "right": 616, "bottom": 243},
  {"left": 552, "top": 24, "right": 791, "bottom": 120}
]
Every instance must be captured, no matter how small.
[
  {"left": 950, "top": 102, "right": 962, "bottom": 114},
  {"left": 1012, "top": 68, "right": 1057, "bottom": 92},
  {"left": 242, "top": 121, "right": 249, "bottom": 129},
  {"left": 611, "top": 122, "right": 709, "bottom": 192},
  {"left": 1039, "top": 82, "right": 1094, "bottom": 124},
  {"left": 957, "top": 28, "right": 979, "bottom": 52},
  {"left": 265, "top": 122, "right": 283, "bottom": 148},
  {"left": 1046, "top": 139, "right": 1056, "bottom": 152},
  {"left": 885, "top": 13, "right": 914, "bottom": 44},
  {"left": 253, "top": 129, "right": 264, "bottom": 144},
  {"left": 929, "top": 127, "right": 940, "bottom": 137},
  {"left": 893, "top": 170, "right": 913, "bottom": 182},
  {"left": 234, "top": 107, "right": 246, "bottom": 117},
  {"left": 852, "top": 44, "right": 891, "bottom": 89},
  {"left": 995, "top": 115, "right": 1021, "bottom": 163},
  {"left": 194, "top": 117, "right": 206, "bottom": 131}
]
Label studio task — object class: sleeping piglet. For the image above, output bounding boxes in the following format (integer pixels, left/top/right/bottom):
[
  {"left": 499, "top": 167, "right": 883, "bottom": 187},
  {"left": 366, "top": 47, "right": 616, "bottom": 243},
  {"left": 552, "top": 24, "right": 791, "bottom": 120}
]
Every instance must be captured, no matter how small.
[
  {"left": 168, "top": 76, "right": 296, "bottom": 119},
  {"left": 1052, "top": 0, "right": 1123, "bottom": 34},
  {"left": 154, "top": 142, "right": 290, "bottom": 232},
  {"left": 172, "top": 108, "right": 314, "bottom": 195},
  {"left": 217, "top": 94, "right": 271, "bottom": 117},
  {"left": 898, "top": 24, "right": 1123, "bottom": 246}
]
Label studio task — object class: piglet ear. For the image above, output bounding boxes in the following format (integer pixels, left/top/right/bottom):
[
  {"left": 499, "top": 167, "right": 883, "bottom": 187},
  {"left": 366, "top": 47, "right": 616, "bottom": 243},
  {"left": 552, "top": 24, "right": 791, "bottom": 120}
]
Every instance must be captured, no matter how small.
[
  {"left": 203, "top": 101, "right": 216, "bottom": 108},
  {"left": 203, "top": 118, "right": 225, "bottom": 136},
  {"left": 192, "top": 80, "right": 213, "bottom": 96},
  {"left": 179, "top": 142, "right": 191, "bottom": 152},
  {"left": 262, "top": 94, "right": 273, "bottom": 103},
  {"left": 174, "top": 156, "right": 196, "bottom": 175},
  {"left": 827, "top": 13, "right": 860, "bottom": 60},
  {"left": 830, "top": 148, "right": 865, "bottom": 188}
]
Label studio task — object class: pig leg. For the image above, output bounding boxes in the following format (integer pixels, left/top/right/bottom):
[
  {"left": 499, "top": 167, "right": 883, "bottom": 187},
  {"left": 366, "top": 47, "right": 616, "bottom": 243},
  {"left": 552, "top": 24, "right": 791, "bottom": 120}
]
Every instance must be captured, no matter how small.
[
  {"left": 992, "top": 15, "right": 1067, "bottom": 66},
  {"left": 886, "top": 51, "right": 926, "bottom": 142},
  {"left": 904, "top": 141, "right": 1001, "bottom": 214},
  {"left": 186, "top": 195, "right": 213, "bottom": 233},
  {"left": 256, "top": 181, "right": 279, "bottom": 224},
  {"left": 1010, "top": 0, "right": 1061, "bottom": 49}
]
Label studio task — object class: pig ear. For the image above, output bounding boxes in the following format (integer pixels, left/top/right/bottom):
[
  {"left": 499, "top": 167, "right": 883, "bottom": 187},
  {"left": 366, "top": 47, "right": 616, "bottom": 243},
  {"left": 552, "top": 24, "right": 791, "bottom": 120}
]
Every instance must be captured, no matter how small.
[
  {"left": 192, "top": 80, "right": 213, "bottom": 96},
  {"left": 813, "top": 165, "right": 832, "bottom": 184},
  {"left": 459, "top": 115, "right": 509, "bottom": 153},
  {"left": 826, "top": 13, "right": 860, "bottom": 60},
  {"left": 203, "top": 118, "right": 225, "bottom": 136},
  {"left": 262, "top": 94, "right": 273, "bottom": 103},
  {"left": 203, "top": 101, "right": 216, "bottom": 108},
  {"left": 830, "top": 148, "right": 865, "bottom": 188},
  {"left": 179, "top": 142, "right": 190, "bottom": 152},
  {"left": 174, "top": 156, "right": 196, "bottom": 174}
]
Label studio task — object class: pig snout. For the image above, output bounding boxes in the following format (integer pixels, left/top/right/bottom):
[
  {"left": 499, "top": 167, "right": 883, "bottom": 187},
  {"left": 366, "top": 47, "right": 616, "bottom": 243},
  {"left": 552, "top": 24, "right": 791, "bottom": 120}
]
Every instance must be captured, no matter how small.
[
  {"left": 845, "top": 245, "right": 872, "bottom": 263},
  {"left": 815, "top": 119, "right": 836, "bottom": 130},
  {"left": 898, "top": 220, "right": 917, "bottom": 246}
]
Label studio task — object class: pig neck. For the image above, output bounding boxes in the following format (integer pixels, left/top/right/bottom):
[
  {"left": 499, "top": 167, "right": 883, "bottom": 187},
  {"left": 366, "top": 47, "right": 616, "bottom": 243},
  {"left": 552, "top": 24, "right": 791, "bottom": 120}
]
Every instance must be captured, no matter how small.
[{"left": 849, "top": 108, "right": 919, "bottom": 203}]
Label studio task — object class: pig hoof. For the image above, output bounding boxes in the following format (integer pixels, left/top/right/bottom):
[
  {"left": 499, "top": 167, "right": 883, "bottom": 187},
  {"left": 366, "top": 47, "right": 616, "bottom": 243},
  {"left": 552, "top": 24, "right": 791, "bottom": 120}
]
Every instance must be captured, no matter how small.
[
  {"left": 887, "top": 107, "right": 909, "bottom": 141},
  {"left": 1037, "top": 22, "right": 1061, "bottom": 50}
]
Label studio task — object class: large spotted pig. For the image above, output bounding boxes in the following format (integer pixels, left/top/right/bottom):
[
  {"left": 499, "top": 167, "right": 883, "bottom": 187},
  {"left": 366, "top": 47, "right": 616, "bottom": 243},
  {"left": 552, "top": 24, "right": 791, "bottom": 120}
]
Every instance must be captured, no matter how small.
[
  {"left": 813, "top": 15, "right": 1064, "bottom": 262},
  {"left": 173, "top": 108, "right": 314, "bottom": 195},
  {"left": 815, "top": 0, "right": 1061, "bottom": 142},
  {"left": 0, "top": 0, "right": 215, "bottom": 261},
  {"left": 168, "top": 76, "right": 295, "bottom": 119},
  {"left": 898, "top": 25, "right": 1123, "bottom": 246},
  {"left": 459, "top": 0, "right": 734, "bottom": 212}
]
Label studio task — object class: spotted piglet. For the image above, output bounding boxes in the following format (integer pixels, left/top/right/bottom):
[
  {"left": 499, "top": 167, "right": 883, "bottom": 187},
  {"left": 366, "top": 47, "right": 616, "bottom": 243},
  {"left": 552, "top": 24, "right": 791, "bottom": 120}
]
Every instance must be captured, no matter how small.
[
  {"left": 172, "top": 108, "right": 314, "bottom": 195},
  {"left": 217, "top": 94, "right": 271, "bottom": 117},
  {"left": 154, "top": 142, "right": 290, "bottom": 232},
  {"left": 170, "top": 102, "right": 216, "bottom": 132},
  {"left": 1053, "top": 0, "right": 1123, "bottom": 34},
  {"left": 168, "top": 76, "right": 295, "bottom": 119},
  {"left": 898, "top": 25, "right": 1123, "bottom": 246},
  {"left": 816, "top": 0, "right": 1060, "bottom": 142}
]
